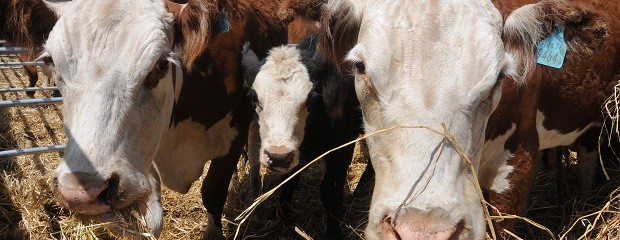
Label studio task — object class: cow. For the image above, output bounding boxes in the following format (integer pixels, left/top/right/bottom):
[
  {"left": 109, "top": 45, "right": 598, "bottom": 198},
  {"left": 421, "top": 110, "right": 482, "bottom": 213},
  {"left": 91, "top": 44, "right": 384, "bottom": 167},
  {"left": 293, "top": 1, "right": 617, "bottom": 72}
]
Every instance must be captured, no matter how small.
[
  {"left": 0, "top": 0, "right": 70, "bottom": 97},
  {"left": 241, "top": 34, "right": 364, "bottom": 238},
  {"left": 320, "top": 0, "right": 619, "bottom": 239},
  {"left": 481, "top": 0, "right": 620, "bottom": 235},
  {"left": 38, "top": 0, "right": 297, "bottom": 239}
]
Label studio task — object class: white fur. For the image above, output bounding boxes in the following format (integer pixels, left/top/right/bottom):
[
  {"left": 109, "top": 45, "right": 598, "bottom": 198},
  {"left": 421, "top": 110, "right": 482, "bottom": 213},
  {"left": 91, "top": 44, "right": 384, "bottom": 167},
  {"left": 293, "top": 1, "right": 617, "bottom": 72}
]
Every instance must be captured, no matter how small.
[
  {"left": 42, "top": 0, "right": 73, "bottom": 16},
  {"left": 251, "top": 46, "right": 312, "bottom": 172},
  {"left": 339, "top": 0, "right": 507, "bottom": 239},
  {"left": 480, "top": 124, "right": 516, "bottom": 194},
  {"left": 537, "top": 111, "right": 596, "bottom": 149},
  {"left": 156, "top": 114, "right": 238, "bottom": 193},
  {"left": 503, "top": 3, "right": 546, "bottom": 82},
  {"left": 46, "top": 0, "right": 183, "bottom": 233},
  {"left": 504, "top": 4, "right": 544, "bottom": 50}
]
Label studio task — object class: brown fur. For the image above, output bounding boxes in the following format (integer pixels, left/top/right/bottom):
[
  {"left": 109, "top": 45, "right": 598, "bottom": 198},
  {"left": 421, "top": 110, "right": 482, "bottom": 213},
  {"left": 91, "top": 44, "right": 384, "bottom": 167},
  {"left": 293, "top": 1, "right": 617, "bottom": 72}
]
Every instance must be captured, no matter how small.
[
  {"left": 503, "top": 0, "right": 611, "bottom": 82},
  {"left": 287, "top": 17, "right": 318, "bottom": 44},
  {"left": 278, "top": 0, "right": 325, "bottom": 22},
  {"left": 166, "top": 0, "right": 291, "bottom": 237},
  {"left": 486, "top": 0, "right": 620, "bottom": 236},
  {"left": 173, "top": 0, "right": 218, "bottom": 69},
  {"left": 319, "top": 0, "right": 361, "bottom": 70},
  {"left": 0, "top": 0, "right": 61, "bottom": 95},
  {"left": 0, "top": 0, "right": 59, "bottom": 56}
]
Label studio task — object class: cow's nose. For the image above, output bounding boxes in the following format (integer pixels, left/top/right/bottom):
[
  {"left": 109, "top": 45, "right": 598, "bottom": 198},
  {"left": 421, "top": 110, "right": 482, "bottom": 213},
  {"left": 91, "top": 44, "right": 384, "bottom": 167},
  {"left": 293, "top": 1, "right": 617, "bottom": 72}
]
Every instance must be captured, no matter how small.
[
  {"left": 55, "top": 172, "right": 119, "bottom": 215},
  {"left": 265, "top": 147, "right": 294, "bottom": 172},
  {"left": 381, "top": 211, "right": 464, "bottom": 240}
]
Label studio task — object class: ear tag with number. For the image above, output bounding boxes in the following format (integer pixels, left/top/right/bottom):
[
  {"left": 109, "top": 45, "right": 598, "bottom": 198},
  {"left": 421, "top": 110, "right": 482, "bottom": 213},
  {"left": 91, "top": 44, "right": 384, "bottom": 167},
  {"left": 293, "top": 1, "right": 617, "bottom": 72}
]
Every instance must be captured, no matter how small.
[
  {"left": 536, "top": 26, "right": 568, "bottom": 69},
  {"left": 216, "top": 9, "right": 231, "bottom": 33}
]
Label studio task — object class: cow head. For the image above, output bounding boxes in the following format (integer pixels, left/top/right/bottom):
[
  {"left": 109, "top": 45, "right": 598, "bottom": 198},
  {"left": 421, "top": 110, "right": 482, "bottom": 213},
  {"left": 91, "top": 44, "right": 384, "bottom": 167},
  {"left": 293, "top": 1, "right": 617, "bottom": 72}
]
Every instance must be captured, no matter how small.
[
  {"left": 321, "top": 0, "right": 609, "bottom": 239},
  {"left": 45, "top": 0, "right": 216, "bottom": 235},
  {"left": 321, "top": 0, "right": 514, "bottom": 239},
  {"left": 242, "top": 44, "right": 313, "bottom": 173}
]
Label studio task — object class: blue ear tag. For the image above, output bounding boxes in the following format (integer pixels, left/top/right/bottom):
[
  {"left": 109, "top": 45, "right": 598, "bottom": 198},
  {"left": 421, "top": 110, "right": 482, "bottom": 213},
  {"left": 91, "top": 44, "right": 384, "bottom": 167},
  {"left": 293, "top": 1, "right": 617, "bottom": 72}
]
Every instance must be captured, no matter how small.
[
  {"left": 536, "top": 26, "right": 568, "bottom": 68},
  {"left": 215, "top": 9, "right": 231, "bottom": 33}
]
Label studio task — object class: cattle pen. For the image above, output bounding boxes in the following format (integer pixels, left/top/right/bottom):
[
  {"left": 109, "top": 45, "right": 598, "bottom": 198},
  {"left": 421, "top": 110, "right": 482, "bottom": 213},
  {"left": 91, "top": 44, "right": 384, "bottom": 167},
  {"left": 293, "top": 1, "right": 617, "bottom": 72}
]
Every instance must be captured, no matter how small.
[
  {"left": 2, "top": 47, "right": 620, "bottom": 239},
  {"left": 0, "top": 47, "right": 64, "bottom": 158}
]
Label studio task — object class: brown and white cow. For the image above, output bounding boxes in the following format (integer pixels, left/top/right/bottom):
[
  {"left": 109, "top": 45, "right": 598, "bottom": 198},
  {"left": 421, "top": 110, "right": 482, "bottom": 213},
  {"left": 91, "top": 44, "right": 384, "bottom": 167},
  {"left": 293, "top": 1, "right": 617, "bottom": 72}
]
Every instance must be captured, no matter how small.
[
  {"left": 41, "top": 0, "right": 293, "bottom": 238},
  {"left": 481, "top": 0, "right": 620, "bottom": 236},
  {"left": 0, "top": 0, "right": 71, "bottom": 97},
  {"left": 320, "top": 0, "right": 619, "bottom": 239}
]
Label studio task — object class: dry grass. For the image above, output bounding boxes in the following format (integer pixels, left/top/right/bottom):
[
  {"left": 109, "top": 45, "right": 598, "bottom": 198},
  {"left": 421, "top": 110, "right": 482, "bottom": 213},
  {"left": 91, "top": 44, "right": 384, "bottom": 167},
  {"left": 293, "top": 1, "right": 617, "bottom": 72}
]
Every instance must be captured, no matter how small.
[
  {"left": 2, "top": 56, "right": 620, "bottom": 240},
  {"left": 0, "top": 57, "right": 371, "bottom": 239}
]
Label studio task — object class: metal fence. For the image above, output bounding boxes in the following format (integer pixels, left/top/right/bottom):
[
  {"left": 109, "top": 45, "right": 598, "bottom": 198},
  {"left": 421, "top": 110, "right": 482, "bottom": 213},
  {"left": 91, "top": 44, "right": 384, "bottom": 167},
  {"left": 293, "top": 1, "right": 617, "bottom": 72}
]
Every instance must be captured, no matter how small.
[{"left": 0, "top": 46, "right": 65, "bottom": 157}]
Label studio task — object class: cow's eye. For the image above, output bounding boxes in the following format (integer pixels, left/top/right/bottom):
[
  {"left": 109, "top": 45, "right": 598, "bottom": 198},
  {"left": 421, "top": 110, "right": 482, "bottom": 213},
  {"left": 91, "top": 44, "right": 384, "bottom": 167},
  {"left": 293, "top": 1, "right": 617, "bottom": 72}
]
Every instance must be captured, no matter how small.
[
  {"left": 354, "top": 61, "right": 366, "bottom": 75},
  {"left": 42, "top": 55, "right": 54, "bottom": 67},
  {"left": 155, "top": 59, "right": 169, "bottom": 72},
  {"left": 144, "top": 59, "right": 169, "bottom": 88},
  {"left": 497, "top": 72, "right": 506, "bottom": 80}
]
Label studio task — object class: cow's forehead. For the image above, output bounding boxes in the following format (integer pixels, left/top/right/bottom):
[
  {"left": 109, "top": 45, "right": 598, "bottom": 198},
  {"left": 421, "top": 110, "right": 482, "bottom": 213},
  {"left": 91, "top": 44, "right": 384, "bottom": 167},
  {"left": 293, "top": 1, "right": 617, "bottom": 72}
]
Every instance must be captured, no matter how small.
[
  {"left": 356, "top": 0, "right": 504, "bottom": 87},
  {"left": 46, "top": 0, "right": 173, "bottom": 80}
]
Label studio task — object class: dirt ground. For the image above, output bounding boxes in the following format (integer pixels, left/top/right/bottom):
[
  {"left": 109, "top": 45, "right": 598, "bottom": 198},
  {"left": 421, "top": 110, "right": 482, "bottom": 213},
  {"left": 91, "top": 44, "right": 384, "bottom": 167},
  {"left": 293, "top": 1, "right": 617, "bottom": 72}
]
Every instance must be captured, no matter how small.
[{"left": 1, "top": 57, "right": 620, "bottom": 239}]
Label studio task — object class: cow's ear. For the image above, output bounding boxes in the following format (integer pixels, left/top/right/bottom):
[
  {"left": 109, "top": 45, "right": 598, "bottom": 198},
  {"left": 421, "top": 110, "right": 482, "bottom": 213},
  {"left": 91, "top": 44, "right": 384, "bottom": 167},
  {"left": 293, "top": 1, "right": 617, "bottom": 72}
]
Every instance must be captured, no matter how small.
[
  {"left": 319, "top": 0, "right": 363, "bottom": 71},
  {"left": 241, "top": 43, "right": 265, "bottom": 88},
  {"left": 171, "top": 0, "right": 218, "bottom": 69},
  {"left": 165, "top": 1, "right": 185, "bottom": 19},
  {"left": 503, "top": 0, "right": 609, "bottom": 83}
]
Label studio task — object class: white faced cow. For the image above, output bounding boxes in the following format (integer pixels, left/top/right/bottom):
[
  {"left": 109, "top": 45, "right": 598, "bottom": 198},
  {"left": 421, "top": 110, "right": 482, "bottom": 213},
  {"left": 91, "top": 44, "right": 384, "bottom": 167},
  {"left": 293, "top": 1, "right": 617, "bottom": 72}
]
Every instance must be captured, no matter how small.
[
  {"left": 321, "top": 0, "right": 620, "bottom": 239},
  {"left": 242, "top": 35, "right": 366, "bottom": 238},
  {"left": 43, "top": 0, "right": 289, "bottom": 238}
]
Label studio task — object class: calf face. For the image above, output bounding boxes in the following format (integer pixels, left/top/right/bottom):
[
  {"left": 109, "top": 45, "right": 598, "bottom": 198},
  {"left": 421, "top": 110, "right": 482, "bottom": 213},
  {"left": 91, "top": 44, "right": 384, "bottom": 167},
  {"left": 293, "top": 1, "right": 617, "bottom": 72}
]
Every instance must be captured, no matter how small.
[
  {"left": 45, "top": 0, "right": 215, "bottom": 235},
  {"left": 243, "top": 46, "right": 313, "bottom": 173},
  {"left": 321, "top": 0, "right": 513, "bottom": 239}
]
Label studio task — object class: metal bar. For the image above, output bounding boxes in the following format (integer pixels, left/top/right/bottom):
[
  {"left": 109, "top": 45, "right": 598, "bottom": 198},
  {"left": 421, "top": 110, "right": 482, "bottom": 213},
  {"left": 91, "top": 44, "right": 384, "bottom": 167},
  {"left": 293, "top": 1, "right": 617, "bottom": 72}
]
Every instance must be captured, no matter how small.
[
  {"left": 0, "top": 144, "right": 66, "bottom": 157},
  {"left": 0, "top": 66, "right": 35, "bottom": 69},
  {"left": 0, "top": 47, "right": 30, "bottom": 54},
  {"left": 0, "top": 87, "right": 59, "bottom": 93},
  {"left": 0, "top": 61, "right": 44, "bottom": 66},
  {"left": 0, "top": 97, "right": 62, "bottom": 107}
]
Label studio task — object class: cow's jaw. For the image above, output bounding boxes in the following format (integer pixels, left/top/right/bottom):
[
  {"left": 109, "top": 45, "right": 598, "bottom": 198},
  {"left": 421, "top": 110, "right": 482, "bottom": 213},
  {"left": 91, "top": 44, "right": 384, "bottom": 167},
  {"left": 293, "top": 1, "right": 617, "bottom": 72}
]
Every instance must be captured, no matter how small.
[
  {"left": 337, "top": 0, "right": 508, "bottom": 239},
  {"left": 45, "top": 0, "right": 177, "bottom": 236}
]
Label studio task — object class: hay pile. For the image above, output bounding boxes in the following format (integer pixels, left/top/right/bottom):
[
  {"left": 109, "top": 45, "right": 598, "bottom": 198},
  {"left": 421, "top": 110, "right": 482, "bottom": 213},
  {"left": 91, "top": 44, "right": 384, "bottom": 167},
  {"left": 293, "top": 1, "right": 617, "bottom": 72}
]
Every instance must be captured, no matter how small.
[
  {"left": 2, "top": 56, "right": 620, "bottom": 240},
  {"left": 0, "top": 58, "right": 206, "bottom": 239},
  {"left": 0, "top": 58, "right": 371, "bottom": 239}
]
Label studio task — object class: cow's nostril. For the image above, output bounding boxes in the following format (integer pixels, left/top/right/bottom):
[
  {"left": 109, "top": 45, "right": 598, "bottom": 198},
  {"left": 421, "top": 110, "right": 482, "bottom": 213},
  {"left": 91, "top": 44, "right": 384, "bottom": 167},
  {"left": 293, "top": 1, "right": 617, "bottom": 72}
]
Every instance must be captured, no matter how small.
[
  {"left": 265, "top": 150, "right": 294, "bottom": 168},
  {"left": 97, "top": 173, "right": 120, "bottom": 204},
  {"left": 56, "top": 172, "right": 113, "bottom": 214}
]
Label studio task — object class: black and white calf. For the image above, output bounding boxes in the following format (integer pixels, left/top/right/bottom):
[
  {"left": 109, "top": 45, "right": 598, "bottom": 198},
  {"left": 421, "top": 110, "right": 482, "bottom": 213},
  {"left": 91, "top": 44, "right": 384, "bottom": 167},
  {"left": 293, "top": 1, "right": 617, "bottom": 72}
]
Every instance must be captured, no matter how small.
[{"left": 242, "top": 36, "right": 367, "bottom": 238}]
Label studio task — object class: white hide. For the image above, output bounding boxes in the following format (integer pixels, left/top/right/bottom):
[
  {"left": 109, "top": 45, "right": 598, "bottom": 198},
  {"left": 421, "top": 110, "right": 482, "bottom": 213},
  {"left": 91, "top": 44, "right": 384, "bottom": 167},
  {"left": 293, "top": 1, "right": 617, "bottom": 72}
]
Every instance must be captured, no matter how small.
[
  {"left": 155, "top": 113, "right": 238, "bottom": 193},
  {"left": 46, "top": 0, "right": 178, "bottom": 234},
  {"left": 481, "top": 111, "right": 599, "bottom": 197},
  {"left": 537, "top": 111, "right": 596, "bottom": 149},
  {"left": 42, "top": 0, "right": 74, "bottom": 16},
  {"left": 479, "top": 124, "right": 516, "bottom": 194},
  {"left": 334, "top": 0, "right": 509, "bottom": 239},
  {"left": 252, "top": 46, "right": 312, "bottom": 172}
]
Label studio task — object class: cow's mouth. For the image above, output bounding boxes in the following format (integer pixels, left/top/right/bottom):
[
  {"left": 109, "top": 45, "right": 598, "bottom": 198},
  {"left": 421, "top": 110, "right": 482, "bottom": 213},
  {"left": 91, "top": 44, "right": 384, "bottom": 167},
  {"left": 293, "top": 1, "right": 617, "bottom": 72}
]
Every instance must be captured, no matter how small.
[
  {"left": 70, "top": 201, "right": 113, "bottom": 215},
  {"left": 268, "top": 166, "right": 291, "bottom": 174},
  {"left": 263, "top": 151, "right": 296, "bottom": 174}
]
